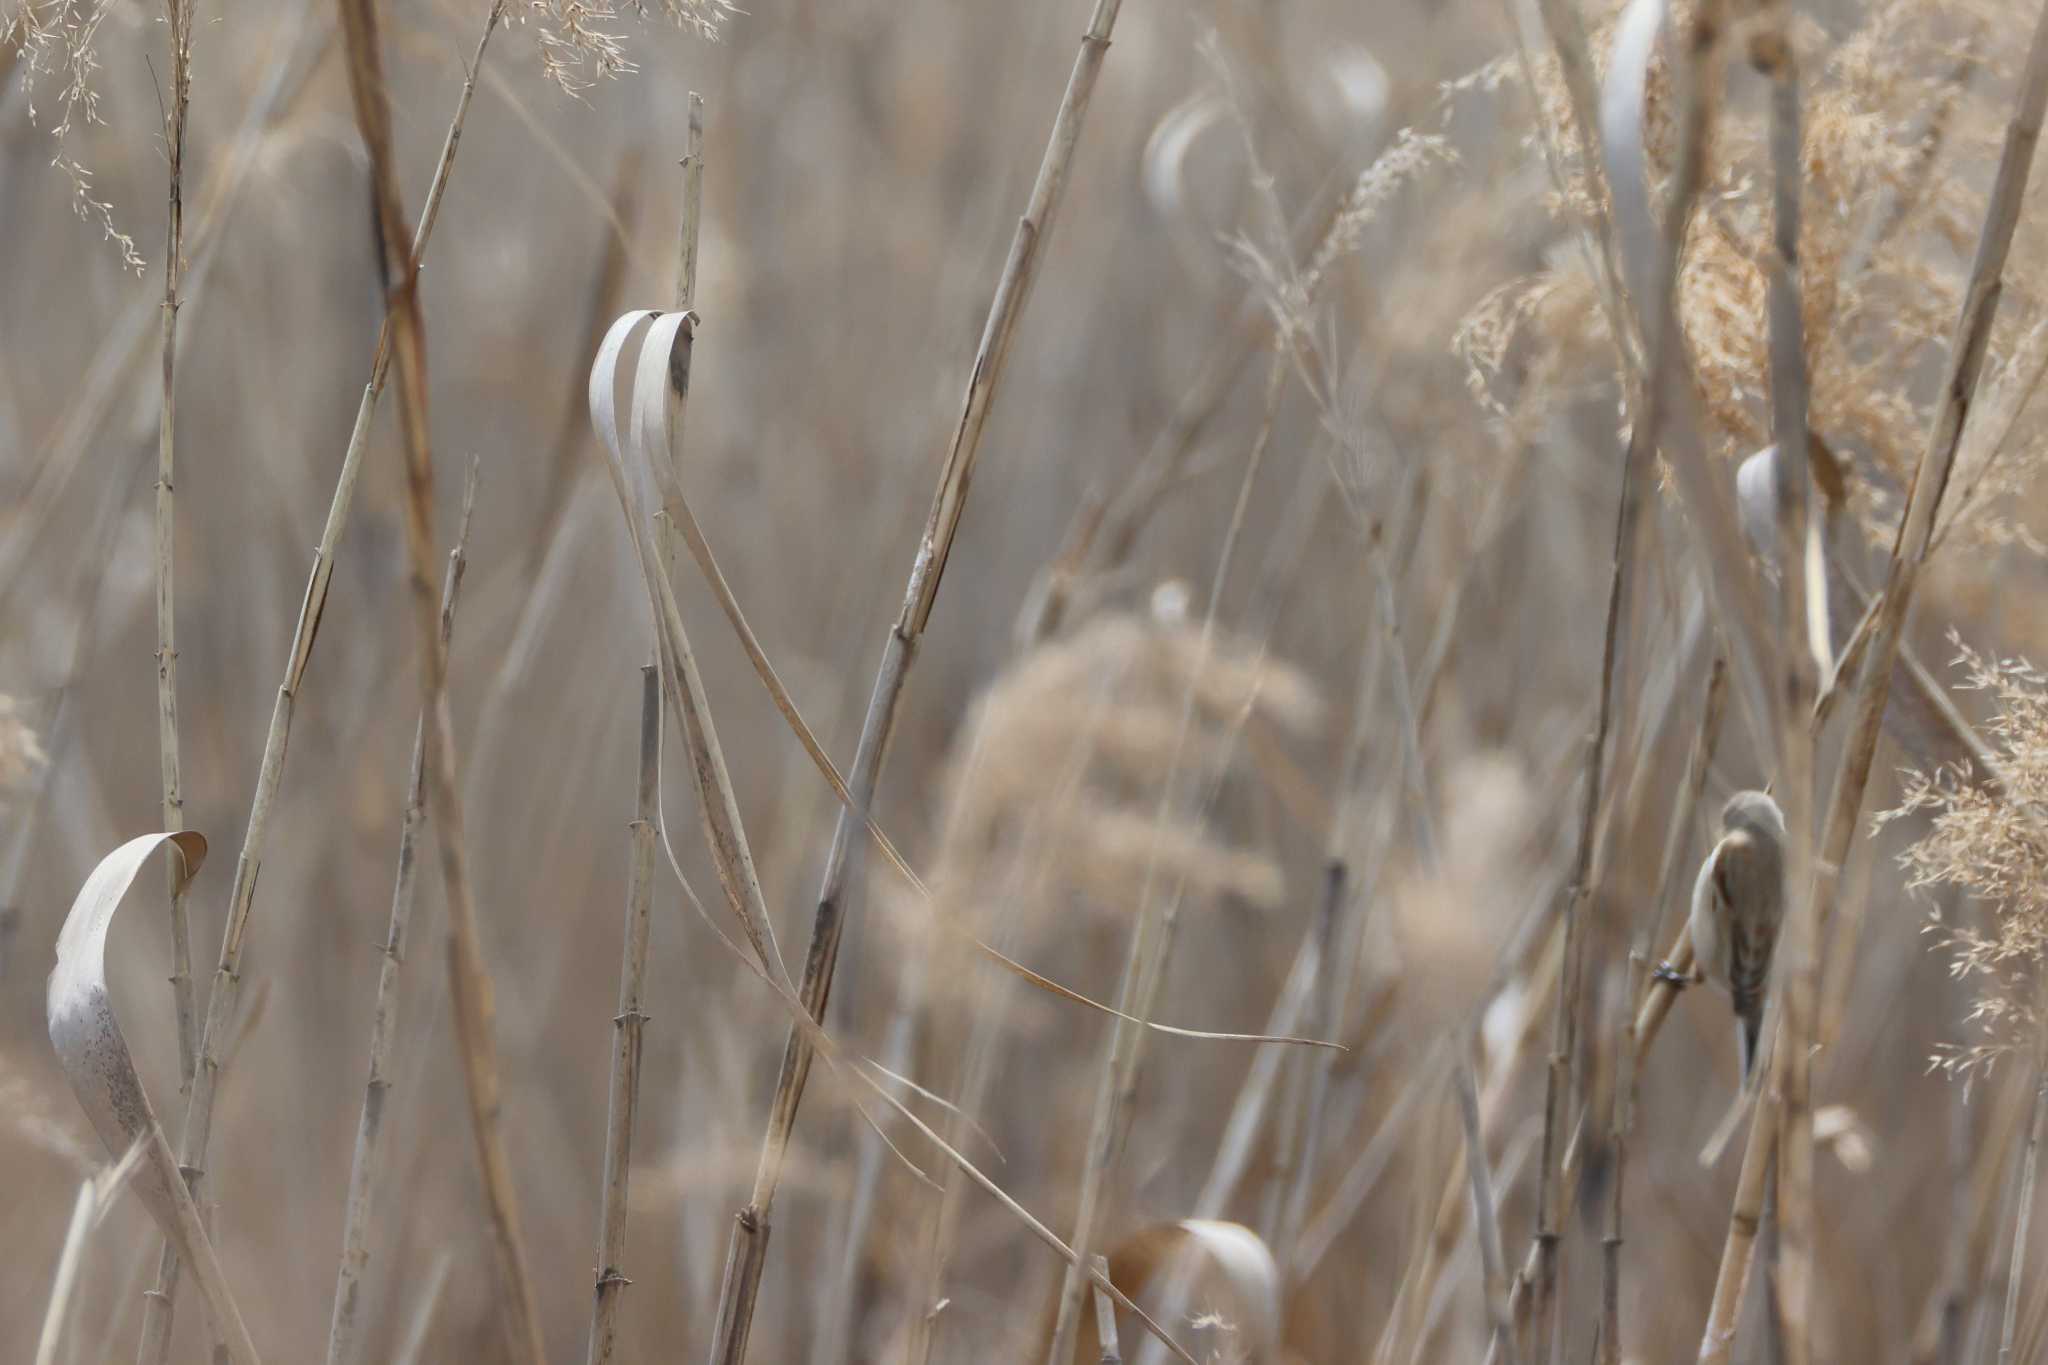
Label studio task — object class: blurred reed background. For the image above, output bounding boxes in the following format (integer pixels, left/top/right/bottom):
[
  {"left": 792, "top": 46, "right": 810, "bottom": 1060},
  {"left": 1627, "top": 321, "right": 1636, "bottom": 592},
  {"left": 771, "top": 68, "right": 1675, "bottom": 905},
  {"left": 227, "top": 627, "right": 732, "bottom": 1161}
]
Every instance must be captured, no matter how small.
[{"left": 5, "top": 0, "right": 2048, "bottom": 1361}]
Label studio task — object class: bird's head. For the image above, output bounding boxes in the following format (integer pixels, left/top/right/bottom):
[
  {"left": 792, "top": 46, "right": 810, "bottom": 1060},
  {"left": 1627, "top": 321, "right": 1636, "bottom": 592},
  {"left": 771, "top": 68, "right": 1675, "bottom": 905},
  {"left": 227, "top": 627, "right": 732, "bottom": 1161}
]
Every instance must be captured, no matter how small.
[{"left": 1721, "top": 789, "right": 1786, "bottom": 842}]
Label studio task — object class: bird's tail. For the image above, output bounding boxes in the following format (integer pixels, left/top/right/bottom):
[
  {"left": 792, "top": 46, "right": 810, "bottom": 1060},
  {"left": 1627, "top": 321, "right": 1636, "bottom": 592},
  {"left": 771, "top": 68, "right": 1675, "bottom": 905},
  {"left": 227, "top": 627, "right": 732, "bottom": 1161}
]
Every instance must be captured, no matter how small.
[{"left": 1736, "top": 1001, "right": 1763, "bottom": 1083}]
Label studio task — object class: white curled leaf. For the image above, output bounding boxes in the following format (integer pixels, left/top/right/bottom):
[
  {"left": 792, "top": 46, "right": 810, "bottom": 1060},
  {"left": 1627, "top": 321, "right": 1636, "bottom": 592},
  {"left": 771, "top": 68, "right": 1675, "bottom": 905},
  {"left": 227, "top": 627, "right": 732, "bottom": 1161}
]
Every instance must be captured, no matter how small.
[
  {"left": 588, "top": 308, "right": 661, "bottom": 543},
  {"left": 1735, "top": 443, "right": 1839, "bottom": 674},
  {"left": 1601, "top": 0, "right": 1668, "bottom": 315},
  {"left": 1736, "top": 444, "right": 1780, "bottom": 561},
  {"left": 48, "top": 832, "right": 261, "bottom": 1365},
  {"left": 588, "top": 309, "right": 794, "bottom": 990},
  {"left": 1108, "top": 1218, "right": 1281, "bottom": 1365},
  {"left": 1141, "top": 92, "right": 1229, "bottom": 279}
]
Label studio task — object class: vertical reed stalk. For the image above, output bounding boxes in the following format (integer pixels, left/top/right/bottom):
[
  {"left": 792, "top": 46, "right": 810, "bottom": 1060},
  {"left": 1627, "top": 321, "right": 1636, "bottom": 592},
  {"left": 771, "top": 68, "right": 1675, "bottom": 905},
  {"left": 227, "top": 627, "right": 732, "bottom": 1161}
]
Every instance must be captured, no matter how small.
[
  {"left": 338, "top": 0, "right": 543, "bottom": 1356},
  {"left": 1752, "top": 13, "right": 1823, "bottom": 1363},
  {"left": 1701, "top": 2, "right": 2048, "bottom": 1355},
  {"left": 1045, "top": 347, "right": 1284, "bottom": 1362},
  {"left": 1273, "top": 859, "right": 1349, "bottom": 1256},
  {"left": 1521, "top": 7, "right": 1741, "bottom": 1348},
  {"left": 1458, "top": 1056, "right": 1518, "bottom": 1365},
  {"left": 137, "top": 7, "right": 505, "bottom": 1359},
  {"left": 154, "top": 0, "right": 197, "bottom": 1099},
  {"left": 587, "top": 92, "right": 706, "bottom": 1365},
  {"left": 1909, "top": 1032, "right": 2033, "bottom": 1364},
  {"left": 1998, "top": 1056, "right": 2048, "bottom": 1365},
  {"left": 326, "top": 466, "right": 480, "bottom": 1365},
  {"left": 706, "top": 6, "right": 1127, "bottom": 1356},
  {"left": 1091, "top": 1256, "right": 1121, "bottom": 1365},
  {"left": 586, "top": 666, "right": 661, "bottom": 1364}
]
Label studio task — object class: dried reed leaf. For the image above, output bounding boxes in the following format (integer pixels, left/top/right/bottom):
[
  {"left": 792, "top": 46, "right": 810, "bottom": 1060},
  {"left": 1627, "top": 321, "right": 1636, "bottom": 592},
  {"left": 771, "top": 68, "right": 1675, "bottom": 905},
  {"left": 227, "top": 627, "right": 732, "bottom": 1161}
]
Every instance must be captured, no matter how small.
[
  {"left": 1601, "top": 0, "right": 1668, "bottom": 311},
  {"left": 644, "top": 820, "right": 1199, "bottom": 1363},
  {"left": 34, "top": 1139, "right": 147, "bottom": 1365},
  {"left": 1086, "top": 1219, "right": 1281, "bottom": 1364},
  {"left": 46, "top": 832, "right": 260, "bottom": 1365},
  {"left": 589, "top": 308, "right": 790, "bottom": 988},
  {"left": 590, "top": 313, "right": 1200, "bottom": 1363},
  {"left": 592, "top": 311, "right": 1333, "bottom": 1052}
]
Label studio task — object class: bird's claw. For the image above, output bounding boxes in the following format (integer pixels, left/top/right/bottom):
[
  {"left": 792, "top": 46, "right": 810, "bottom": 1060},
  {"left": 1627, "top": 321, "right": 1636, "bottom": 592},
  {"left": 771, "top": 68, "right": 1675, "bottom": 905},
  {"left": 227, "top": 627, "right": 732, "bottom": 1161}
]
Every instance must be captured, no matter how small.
[{"left": 1652, "top": 961, "right": 1692, "bottom": 989}]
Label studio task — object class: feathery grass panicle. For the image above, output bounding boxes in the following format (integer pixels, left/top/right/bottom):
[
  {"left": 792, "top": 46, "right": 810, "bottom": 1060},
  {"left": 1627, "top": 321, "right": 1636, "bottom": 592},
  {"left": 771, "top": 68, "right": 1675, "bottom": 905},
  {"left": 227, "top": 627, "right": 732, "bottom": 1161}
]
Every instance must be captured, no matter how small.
[
  {"left": 902, "top": 608, "right": 1323, "bottom": 957},
  {"left": 524, "top": 0, "right": 738, "bottom": 94},
  {"left": 7, "top": 0, "right": 142, "bottom": 272},
  {"left": 1884, "top": 636, "right": 2048, "bottom": 1077},
  {"left": 1461, "top": 0, "right": 2048, "bottom": 556}
]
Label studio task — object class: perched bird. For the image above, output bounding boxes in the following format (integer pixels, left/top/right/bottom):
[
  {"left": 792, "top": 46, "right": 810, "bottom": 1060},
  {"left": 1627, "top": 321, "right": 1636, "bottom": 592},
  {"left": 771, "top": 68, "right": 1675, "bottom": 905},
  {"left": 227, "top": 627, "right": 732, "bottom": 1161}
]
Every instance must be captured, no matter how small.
[{"left": 1660, "top": 790, "right": 1787, "bottom": 1081}]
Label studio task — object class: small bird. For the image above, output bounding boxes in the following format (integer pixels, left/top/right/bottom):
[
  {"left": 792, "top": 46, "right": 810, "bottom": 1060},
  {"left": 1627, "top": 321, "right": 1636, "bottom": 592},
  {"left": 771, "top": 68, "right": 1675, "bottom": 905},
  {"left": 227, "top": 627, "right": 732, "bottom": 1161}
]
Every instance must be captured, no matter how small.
[{"left": 1658, "top": 790, "right": 1786, "bottom": 1081}]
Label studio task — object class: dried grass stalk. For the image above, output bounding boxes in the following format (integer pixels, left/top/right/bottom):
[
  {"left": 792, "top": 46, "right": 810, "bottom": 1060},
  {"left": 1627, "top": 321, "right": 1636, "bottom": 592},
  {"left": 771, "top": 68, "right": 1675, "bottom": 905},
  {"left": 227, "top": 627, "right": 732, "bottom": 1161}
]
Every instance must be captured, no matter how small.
[
  {"left": 1090, "top": 1254, "right": 1121, "bottom": 1365},
  {"left": 35, "top": 1143, "right": 146, "bottom": 1365},
  {"left": 326, "top": 468, "right": 481, "bottom": 1365},
  {"left": 153, "top": 0, "right": 197, "bottom": 1099},
  {"left": 1046, "top": 343, "right": 1285, "bottom": 1363},
  {"left": 1457, "top": 1056, "right": 1518, "bottom": 1365},
  {"left": 585, "top": 666, "right": 660, "bottom": 1365},
  {"left": 1701, "top": 0, "right": 2048, "bottom": 1356},
  {"left": 705, "top": 3, "right": 1129, "bottom": 1355},
  {"left": 333, "top": 0, "right": 547, "bottom": 1354},
  {"left": 136, "top": 7, "right": 506, "bottom": 1357},
  {"left": 1750, "top": 9, "right": 1825, "bottom": 1362}
]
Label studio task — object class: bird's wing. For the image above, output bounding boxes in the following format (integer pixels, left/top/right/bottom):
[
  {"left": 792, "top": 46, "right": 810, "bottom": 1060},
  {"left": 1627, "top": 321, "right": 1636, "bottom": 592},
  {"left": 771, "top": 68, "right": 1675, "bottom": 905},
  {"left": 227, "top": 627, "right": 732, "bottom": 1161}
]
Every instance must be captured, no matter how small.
[
  {"left": 1710, "top": 829, "right": 1758, "bottom": 909},
  {"left": 1714, "top": 828, "right": 1781, "bottom": 1012}
]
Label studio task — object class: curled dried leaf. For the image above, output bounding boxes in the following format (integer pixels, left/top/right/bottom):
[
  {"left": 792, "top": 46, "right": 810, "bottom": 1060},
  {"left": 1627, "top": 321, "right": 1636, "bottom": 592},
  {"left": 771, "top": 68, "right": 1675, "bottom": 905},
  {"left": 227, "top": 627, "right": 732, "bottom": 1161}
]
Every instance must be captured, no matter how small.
[
  {"left": 1087, "top": 1219, "right": 1281, "bottom": 1363},
  {"left": 46, "top": 832, "right": 261, "bottom": 1365}
]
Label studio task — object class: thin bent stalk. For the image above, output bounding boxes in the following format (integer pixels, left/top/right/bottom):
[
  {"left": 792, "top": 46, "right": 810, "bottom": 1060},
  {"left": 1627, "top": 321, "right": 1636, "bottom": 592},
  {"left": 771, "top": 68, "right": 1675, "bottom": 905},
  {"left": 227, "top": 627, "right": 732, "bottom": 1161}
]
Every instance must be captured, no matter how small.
[
  {"left": 596, "top": 659, "right": 1202, "bottom": 1361},
  {"left": 641, "top": 146, "right": 794, "bottom": 1005},
  {"left": 1702, "top": 1, "right": 2048, "bottom": 1355},
  {"left": 1595, "top": 972, "right": 1632, "bottom": 1365},
  {"left": 1138, "top": 691, "right": 1379, "bottom": 1365},
  {"left": 1191, "top": 612, "right": 1389, "bottom": 1246},
  {"left": 587, "top": 92, "right": 706, "bottom": 1365},
  {"left": 1610, "top": 0, "right": 1778, "bottom": 760},
  {"left": 1997, "top": 1041, "right": 2048, "bottom": 1365},
  {"left": 155, "top": 0, "right": 198, "bottom": 1097},
  {"left": 1524, "top": 276, "right": 1661, "bottom": 1365},
  {"left": 1909, "top": 1046, "right": 2034, "bottom": 1364},
  {"left": 336, "top": 0, "right": 545, "bottom": 1356},
  {"left": 1751, "top": 13, "right": 1823, "bottom": 1364},
  {"left": 391, "top": 1252, "right": 455, "bottom": 1365},
  {"left": 1597, "top": 652, "right": 1727, "bottom": 1365},
  {"left": 138, "top": 7, "right": 505, "bottom": 1359},
  {"left": 1274, "top": 859, "right": 1350, "bottom": 1257},
  {"left": 1698, "top": 1037, "right": 1785, "bottom": 1364},
  {"left": 1524, "top": 6, "right": 1742, "bottom": 1355},
  {"left": 326, "top": 467, "right": 480, "bottom": 1365},
  {"left": 901, "top": 711, "right": 1117, "bottom": 1365},
  {"left": 705, "top": 5, "right": 1127, "bottom": 1357},
  {"left": 586, "top": 667, "right": 661, "bottom": 1365},
  {"left": 676, "top": 93, "right": 705, "bottom": 314},
  {"left": 1492, "top": 921, "right": 1718, "bottom": 1362},
  {"left": 1398, "top": 865, "right": 1576, "bottom": 1365},
  {"left": 1090, "top": 1255, "right": 1121, "bottom": 1365},
  {"left": 1265, "top": 614, "right": 1394, "bottom": 1250},
  {"left": 1046, "top": 348, "right": 1285, "bottom": 1361},
  {"left": 1457, "top": 1057, "right": 1518, "bottom": 1365}
]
